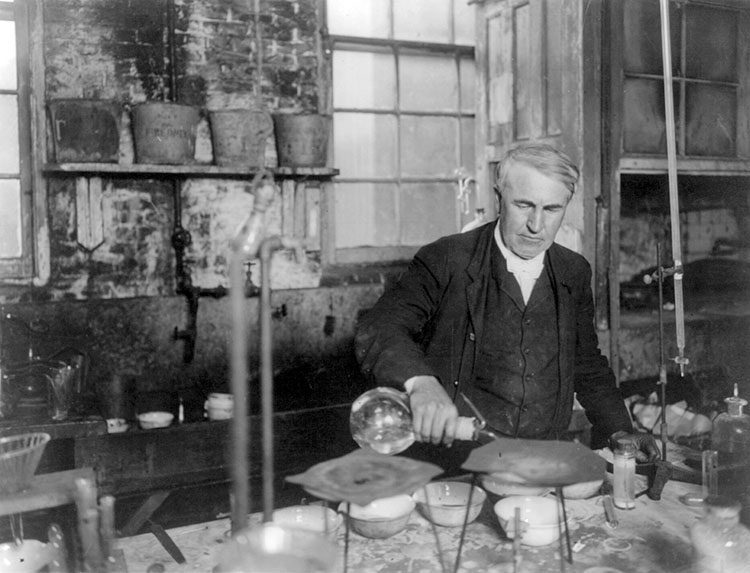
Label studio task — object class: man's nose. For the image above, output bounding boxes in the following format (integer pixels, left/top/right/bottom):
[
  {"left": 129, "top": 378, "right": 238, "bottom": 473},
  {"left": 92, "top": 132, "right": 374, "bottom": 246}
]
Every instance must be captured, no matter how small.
[{"left": 527, "top": 209, "right": 543, "bottom": 233}]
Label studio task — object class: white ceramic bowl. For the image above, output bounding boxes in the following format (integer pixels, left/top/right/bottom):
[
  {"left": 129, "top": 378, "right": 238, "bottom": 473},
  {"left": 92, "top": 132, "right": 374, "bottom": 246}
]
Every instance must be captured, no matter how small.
[
  {"left": 412, "top": 481, "right": 486, "bottom": 527},
  {"left": 493, "top": 496, "right": 565, "bottom": 547},
  {"left": 338, "top": 494, "right": 415, "bottom": 539},
  {"left": 480, "top": 473, "right": 551, "bottom": 497},
  {"left": 560, "top": 478, "right": 603, "bottom": 500},
  {"left": 137, "top": 411, "right": 174, "bottom": 429},
  {"left": 0, "top": 540, "right": 57, "bottom": 573},
  {"left": 106, "top": 417, "right": 129, "bottom": 433},
  {"left": 272, "top": 505, "right": 342, "bottom": 537}
]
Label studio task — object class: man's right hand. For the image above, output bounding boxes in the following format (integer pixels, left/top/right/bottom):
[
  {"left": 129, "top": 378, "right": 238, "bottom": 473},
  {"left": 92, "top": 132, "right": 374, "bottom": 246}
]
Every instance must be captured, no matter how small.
[{"left": 406, "top": 376, "right": 459, "bottom": 447}]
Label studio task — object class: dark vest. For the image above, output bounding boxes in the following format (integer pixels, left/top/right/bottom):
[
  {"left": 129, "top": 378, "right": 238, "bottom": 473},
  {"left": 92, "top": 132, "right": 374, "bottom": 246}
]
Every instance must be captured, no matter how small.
[{"left": 473, "top": 247, "right": 560, "bottom": 438}]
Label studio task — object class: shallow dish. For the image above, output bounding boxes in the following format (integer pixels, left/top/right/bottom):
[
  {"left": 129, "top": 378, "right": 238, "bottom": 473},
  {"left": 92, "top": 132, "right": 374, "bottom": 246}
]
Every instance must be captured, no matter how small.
[
  {"left": 272, "top": 505, "right": 342, "bottom": 537},
  {"left": 412, "top": 481, "right": 486, "bottom": 527},
  {"left": 338, "top": 494, "right": 415, "bottom": 539},
  {"left": 137, "top": 411, "right": 174, "bottom": 429},
  {"left": 494, "top": 495, "right": 565, "bottom": 547}
]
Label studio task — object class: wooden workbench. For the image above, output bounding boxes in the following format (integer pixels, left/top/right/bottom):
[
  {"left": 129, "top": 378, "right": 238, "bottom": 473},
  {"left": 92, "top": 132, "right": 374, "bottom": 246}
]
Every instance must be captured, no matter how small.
[{"left": 116, "top": 474, "right": 705, "bottom": 573}]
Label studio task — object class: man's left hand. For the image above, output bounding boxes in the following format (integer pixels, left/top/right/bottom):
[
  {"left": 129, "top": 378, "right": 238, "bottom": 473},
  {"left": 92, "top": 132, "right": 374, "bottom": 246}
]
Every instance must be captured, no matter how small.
[{"left": 610, "top": 431, "right": 660, "bottom": 463}]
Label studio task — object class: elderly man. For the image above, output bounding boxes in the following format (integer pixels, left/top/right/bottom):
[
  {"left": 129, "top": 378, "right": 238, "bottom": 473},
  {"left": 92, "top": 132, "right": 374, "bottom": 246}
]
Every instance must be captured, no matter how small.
[{"left": 355, "top": 142, "right": 658, "bottom": 463}]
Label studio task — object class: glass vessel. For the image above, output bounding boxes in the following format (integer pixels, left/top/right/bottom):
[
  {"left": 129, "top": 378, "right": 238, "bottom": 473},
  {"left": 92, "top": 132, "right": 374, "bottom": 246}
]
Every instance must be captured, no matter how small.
[
  {"left": 690, "top": 496, "right": 750, "bottom": 573},
  {"left": 711, "top": 384, "right": 750, "bottom": 463},
  {"left": 612, "top": 440, "right": 636, "bottom": 510}
]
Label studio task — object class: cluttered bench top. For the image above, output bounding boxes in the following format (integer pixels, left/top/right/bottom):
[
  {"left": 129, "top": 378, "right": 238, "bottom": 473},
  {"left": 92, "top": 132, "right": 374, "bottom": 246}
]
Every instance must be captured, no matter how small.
[{"left": 116, "top": 473, "right": 704, "bottom": 573}]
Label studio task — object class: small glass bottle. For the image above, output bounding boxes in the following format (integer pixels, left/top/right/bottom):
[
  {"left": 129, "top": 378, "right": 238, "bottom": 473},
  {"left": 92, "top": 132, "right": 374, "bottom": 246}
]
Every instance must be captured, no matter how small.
[
  {"left": 711, "top": 383, "right": 750, "bottom": 463},
  {"left": 612, "top": 439, "right": 636, "bottom": 510},
  {"left": 690, "top": 495, "right": 750, "bottom": 573}
]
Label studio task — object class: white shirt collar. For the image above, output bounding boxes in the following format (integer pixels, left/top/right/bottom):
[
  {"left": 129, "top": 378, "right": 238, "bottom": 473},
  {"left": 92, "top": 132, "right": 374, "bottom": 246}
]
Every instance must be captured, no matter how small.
[{"left": 494, "top": 221, "right": 546, "bottom": 278}]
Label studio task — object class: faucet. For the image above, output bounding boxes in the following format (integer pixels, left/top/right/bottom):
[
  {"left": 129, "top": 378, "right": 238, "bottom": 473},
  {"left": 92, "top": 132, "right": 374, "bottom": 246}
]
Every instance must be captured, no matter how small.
[{"left": 227, "top": 169, "right": 305, "bottom": 533}]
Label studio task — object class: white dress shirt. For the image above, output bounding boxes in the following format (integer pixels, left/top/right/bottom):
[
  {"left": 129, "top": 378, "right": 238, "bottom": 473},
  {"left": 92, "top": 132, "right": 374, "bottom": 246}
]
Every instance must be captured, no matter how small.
[{"left": 494, "top": 223, "right": 545, "bottom": 305}]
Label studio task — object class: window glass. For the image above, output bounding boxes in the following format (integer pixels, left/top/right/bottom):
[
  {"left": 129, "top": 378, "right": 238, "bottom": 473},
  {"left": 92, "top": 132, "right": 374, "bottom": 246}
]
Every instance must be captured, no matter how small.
[
  {"left": 459, "top": 58, "right": 475, "bottom": 114},
  {"left": 685, "top": 5, "right": 737, "bottom": 83},
  {"left": 0, "top": 179, "right": 21, "bottom": 258},
  {"left": 334, "top": 182, "right": 398, "bottom": 248},
  {"left": 0, "top": 94, "right": 19, "bottom": 172},
  {"left": 454, "top": 0, "right": 476, "bottom": 45},
  {"left": 399, "top": 54, "right": 457, "bottom": 112},
  {"left": 393, "top": 0, "right": 450, "bottom": 43},
  {"left": 400, "top": 115, "right": 458, "bottom": 178},
  {"left": 0, "top": 20, "right": 16, "bottom": 90},
  {"left": 328, "top": 0, "right": 389, "bottom": 39},
  {"left": 333, "top": 112, "right": 398, "bottom": 179},
  {"left": 400, "top": 183, "right": 456, "bottom": 245},
  {"left": 685, "top": 84, "right": 736, "bottom": 157},
  {"left": 333, "top": 51, "right": 395, "bottom": 110}
]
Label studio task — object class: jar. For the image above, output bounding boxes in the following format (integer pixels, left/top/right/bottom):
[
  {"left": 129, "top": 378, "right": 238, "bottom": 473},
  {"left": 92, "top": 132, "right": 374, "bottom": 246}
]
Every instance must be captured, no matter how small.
[
  {"left": 612, "top": 440, "right": 636, "bottom": 509},
  {"left": 690, "top": 495, "right": 750, "bottom": 573}
]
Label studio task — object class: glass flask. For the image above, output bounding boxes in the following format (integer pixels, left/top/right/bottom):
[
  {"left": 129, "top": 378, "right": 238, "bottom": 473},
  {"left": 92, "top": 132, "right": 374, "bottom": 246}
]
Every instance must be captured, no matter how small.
[
  {"left": 349, "top": 387, "right": 488, "bottom": 455},
  {"left": 690, "top": 495, "right": 750, "bottom": 573}
]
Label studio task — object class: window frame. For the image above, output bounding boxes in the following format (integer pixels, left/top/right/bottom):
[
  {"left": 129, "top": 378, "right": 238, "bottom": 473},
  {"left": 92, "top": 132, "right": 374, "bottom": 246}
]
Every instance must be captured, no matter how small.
[
  {"left": 0, "top": 0, "right": 47, "bottom": 283},
  {"left": 322, "top": 1, "right": 476, "bottom": 265}
]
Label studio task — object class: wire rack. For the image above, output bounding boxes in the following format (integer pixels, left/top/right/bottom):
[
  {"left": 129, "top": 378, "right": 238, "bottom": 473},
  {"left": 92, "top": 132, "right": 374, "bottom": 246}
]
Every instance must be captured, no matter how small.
[{"left": 0, "top": 432, "right": 50, "bottom": 495}]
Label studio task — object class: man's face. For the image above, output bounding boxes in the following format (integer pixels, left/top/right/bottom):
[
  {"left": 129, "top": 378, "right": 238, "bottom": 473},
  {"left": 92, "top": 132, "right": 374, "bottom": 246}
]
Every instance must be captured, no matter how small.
[{"left": 498, "top": 163, "right": 572, "bottom": 260}]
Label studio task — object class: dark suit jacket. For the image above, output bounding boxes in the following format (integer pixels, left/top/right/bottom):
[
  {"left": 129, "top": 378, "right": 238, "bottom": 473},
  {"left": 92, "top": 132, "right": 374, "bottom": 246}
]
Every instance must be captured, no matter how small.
[{"left": 355, "top": 220, "right": 632, "bottom": 441}]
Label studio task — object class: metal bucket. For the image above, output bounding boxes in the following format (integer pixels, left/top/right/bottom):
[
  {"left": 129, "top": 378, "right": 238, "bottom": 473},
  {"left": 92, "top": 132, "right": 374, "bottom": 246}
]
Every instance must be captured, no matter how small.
[
  {"left": 131, "top": 102, "right": 200, "bottom": 165},
  {"left": 47, "top": 99, "right": 122, "bottom": 163},
  {"left": 272, "top": 113, "right": 330, "bottom": 168},
  {"left": 210, "top": 109, "right": 273, "bottom": 168}
]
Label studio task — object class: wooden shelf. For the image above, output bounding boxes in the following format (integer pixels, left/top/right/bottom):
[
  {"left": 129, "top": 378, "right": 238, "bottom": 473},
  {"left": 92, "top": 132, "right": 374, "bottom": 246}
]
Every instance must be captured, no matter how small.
[{"left": 43, "top": 163, "right": 339, "bottom": 179}]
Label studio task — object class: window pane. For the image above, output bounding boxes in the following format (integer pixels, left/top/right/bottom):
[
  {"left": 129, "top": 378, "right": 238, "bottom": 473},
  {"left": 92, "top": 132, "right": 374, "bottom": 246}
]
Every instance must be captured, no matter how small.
[
  {"left": 0, "top": 95, "right": 19, "bottom": 172},
  {"left": 460, "top": 117, "right": 475, "bottom": 170},
  {"left": 623, "top": 78, "right": 678, "bottom": 155},
  {"left": 623, "top": 0, "right": 680, "bottom": 75},
  {"left": 401, "top": 115, "right": 458, "bottom": 178},
  {"left": 400, "top": 54, "right": 457, "bottom": 112},
  {"left": 0, "top": 179, "right": 21, "bottom": 258},
  {"left": 459, "top": 58, "right": 475, "bottom": 114},
  {"left": 685, "top": 84, "right": 736, "bottom": 157},
  {"left": 334, "top": 182, "right": 398, "bottom": 248},
  {"left": 327, "top": 0, "right": 390, "bottom": 39},
  {"left": 0, "top": 20, "right": 16, "bottom": 90},
  {"left": 454, "top": 0, "right": 476, "bottom": 45},
  {"left": 401, "top": 183, "right": 457, "bottom": 245},
  {"left": 333, "top": 112, "right": 398, "bottom": 178},
  {"left": 545, "top": 0, "right": 562, "bottom": 135},
  {"left": 686, "top": 6, "right": 737, "bottom": 82},
  {"left": 333, "top": 51, "right": 395, "bottom": 110},
  {"left": 394, "top": 0, "right": 450, "bottom": 43}
]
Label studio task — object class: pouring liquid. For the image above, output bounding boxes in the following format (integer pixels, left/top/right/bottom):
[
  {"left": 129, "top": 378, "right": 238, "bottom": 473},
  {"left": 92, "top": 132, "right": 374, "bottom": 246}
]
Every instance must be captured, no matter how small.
[{"left": 350, "top": 387, "right": 489, "bottom": 455}]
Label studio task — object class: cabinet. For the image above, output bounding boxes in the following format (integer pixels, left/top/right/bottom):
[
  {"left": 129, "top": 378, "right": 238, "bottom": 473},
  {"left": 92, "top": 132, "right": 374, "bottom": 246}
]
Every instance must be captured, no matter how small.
[{"left": 474, "top": 0, "right": 750, "bottom": 376}]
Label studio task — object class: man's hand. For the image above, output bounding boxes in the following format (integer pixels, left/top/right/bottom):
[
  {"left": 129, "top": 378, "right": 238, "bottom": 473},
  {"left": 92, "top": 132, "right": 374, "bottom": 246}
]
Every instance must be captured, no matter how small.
[
  {"left": 406, "top": 376, "right": 459, "bottom": 447},
  {"left": 610, "top": 430, "right": 660, "bottom": 463}
]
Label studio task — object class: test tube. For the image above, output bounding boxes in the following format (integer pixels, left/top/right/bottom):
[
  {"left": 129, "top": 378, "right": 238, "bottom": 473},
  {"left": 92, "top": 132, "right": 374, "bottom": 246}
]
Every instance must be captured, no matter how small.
[{"left": 701, "top": 450, "right": 719, "bottom": 500}]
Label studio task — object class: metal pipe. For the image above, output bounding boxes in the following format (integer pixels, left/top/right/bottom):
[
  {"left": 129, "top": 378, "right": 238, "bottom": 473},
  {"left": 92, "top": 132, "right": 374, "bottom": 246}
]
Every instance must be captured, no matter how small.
[
  {"left": 228, "top": 171, "right": 277, "bottom": 534},
  {"left": 259, "top": 235, "right": 304, "bottom": 524}
]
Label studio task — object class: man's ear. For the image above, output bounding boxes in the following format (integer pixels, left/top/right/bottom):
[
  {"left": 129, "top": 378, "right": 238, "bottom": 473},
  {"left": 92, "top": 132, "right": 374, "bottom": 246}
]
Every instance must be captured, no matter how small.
[{"left": 493, "top": 191, "right": 501, "bottom": 213}]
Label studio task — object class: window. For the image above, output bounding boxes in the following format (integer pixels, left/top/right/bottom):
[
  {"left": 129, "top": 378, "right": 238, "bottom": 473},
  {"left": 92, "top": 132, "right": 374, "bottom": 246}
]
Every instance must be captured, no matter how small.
[
  {"left": 326, "top": 0, "right": 475, "bottom": 264},
  {"left": 0, "top": 0, "right": 45, "bottom": 282},
  {"left": 622, "top": 0, "right": 741, "bottom": 158}
]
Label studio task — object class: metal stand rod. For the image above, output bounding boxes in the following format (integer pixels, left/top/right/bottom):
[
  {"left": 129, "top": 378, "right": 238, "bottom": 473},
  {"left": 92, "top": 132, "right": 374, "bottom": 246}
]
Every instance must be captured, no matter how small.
[{"left": 658, "top": 0, "right": 687, "bottom": 376}]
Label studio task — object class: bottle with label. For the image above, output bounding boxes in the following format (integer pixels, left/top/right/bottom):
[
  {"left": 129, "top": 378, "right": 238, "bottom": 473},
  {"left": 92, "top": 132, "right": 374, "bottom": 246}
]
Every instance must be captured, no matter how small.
[
  {"left": 612, "top": 439, "right": 636, "bottom": 509},
  {"left": 690, "top": 495, "right": 750, "bottom": 573}
]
